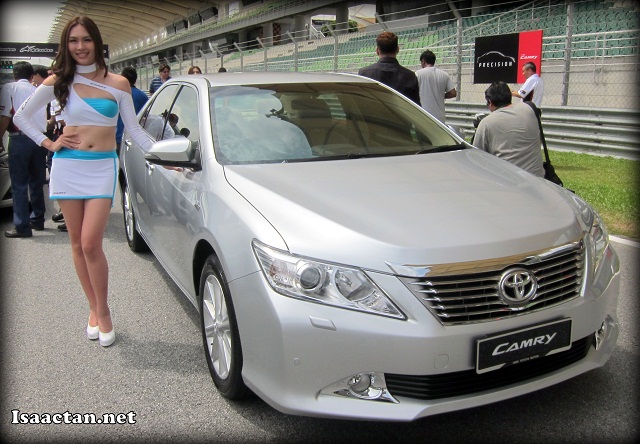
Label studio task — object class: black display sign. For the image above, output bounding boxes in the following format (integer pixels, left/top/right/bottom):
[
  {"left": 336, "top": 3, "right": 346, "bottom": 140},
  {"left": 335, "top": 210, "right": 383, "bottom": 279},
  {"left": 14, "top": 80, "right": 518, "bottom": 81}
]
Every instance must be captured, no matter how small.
[
  {"left": 474, "top": 31, "right": 543, "bottom": 84},
  {"left": 474, "top": 33, "right": 519, "bottom": 84}
]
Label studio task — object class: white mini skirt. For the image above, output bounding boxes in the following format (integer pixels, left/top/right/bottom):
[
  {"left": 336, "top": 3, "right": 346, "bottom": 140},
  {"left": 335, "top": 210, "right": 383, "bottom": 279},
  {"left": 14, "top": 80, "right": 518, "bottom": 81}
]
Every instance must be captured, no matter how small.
[{"left": 49, "top": 148, "right": 118, "bottom": 201}]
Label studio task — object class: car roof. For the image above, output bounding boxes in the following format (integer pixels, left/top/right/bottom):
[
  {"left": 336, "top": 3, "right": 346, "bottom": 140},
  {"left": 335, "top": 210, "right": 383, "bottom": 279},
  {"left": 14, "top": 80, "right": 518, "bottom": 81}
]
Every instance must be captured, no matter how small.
[{"left": 169, "top": 71, "right": 377, "bottom": 87}]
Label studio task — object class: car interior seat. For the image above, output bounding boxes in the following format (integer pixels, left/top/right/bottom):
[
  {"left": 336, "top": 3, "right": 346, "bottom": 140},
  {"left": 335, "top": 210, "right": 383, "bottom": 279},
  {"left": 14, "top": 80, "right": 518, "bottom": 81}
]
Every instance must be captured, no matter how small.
[{"left": 289, "top": 97, "right": 350, "bottom": 147}]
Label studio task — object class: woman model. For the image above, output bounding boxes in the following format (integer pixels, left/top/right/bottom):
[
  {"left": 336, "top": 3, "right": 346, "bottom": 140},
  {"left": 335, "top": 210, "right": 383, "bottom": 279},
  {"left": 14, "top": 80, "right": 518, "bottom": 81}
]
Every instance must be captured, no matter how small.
[{"left": 15, "top": 16, "right": 154, "bottom": 347}]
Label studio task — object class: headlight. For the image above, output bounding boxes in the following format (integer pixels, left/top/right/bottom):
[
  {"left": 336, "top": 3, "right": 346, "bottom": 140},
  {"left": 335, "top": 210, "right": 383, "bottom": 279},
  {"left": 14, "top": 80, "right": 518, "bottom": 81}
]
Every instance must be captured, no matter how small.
[
  {"left": 570, "top": 193, "right": 609, "bottom": 273},
  {"left": 589, "top": 210, "right": 608, "bottom": 271},
  {"left": 252, "top": 240, "right": 405, "bottom": 319}
]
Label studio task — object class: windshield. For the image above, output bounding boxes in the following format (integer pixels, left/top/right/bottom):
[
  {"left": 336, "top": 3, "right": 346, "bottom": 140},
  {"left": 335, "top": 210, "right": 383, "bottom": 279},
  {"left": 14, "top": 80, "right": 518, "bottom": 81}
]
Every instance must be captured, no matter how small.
[{"left": 210, "top": 82, "right": 463, "bottom": 165}]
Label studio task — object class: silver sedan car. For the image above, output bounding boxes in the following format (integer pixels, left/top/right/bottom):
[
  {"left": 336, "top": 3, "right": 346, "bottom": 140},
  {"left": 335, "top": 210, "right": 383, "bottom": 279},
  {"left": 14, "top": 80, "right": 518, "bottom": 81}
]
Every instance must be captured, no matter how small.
[{"left": 119, "top": 72, "right": 619, "bottom": 421}]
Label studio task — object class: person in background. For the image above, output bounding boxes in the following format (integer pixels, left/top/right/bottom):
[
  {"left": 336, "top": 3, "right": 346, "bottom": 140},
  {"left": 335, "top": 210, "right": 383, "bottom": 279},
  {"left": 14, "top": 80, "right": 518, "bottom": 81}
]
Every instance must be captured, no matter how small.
[
  {"left": 149, "top": 63, "right": 171, "bottom": 95},
  {"left": 357, "top": 31, "right": 420, "bottom": 105},
  {"left": 32, "top": 65, "right": 50, "bottom": 87},
  {"left": 415, "top": 49, "right": 457, "bottom": 124},
  {"left": 14, "top": 16, "right": 155, "bottom": 347},
  {"left": 116, "top": 66, "right": 148, "bottom": 154},
  {"left": 32, "top": 66, "right": 68, "bottom": 230},
  {"left": 0, "top": 61, "right": 48, "bottom": 238},
  {"left": 32, "top": 66, "right": 55, "bottom": 134},
  {"left": 188, "top": 65, "right": 202, "bottom": 74},
  {"left": 32, "top": 66, "right": 56, "bottom": 167},
  {"left": 49, "top": 95, "right": 68, "bottom": 231},
  {"left": 474, "top": 81, "right": 544, "bottom": 177},
  {"left": 42, "top": 64, "right": 68, "bottom": 230},
  {"left": 512, "top": 62, "right": 544, "bottom": 107},
  {"left": 168, "top": 113, "right": 180, "bottom": 135}
]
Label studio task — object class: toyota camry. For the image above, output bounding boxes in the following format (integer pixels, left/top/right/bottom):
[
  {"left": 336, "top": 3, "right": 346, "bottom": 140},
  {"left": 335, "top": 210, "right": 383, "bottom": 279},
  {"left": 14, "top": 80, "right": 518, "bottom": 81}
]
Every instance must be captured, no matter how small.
[{"left": 119, "top": 72, "right": 619, "bottom": 421}]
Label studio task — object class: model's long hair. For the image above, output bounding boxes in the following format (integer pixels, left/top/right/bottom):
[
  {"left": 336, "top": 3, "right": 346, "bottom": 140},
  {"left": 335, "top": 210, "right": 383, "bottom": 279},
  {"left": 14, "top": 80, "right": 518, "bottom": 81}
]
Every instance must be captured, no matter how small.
[{"left": 52, "top": 16, "right": 108, "bottom": 110}]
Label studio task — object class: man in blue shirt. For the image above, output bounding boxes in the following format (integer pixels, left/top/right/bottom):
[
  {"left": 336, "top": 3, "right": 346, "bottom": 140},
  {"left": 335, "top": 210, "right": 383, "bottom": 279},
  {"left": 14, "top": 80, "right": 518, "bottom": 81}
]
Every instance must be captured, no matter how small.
[
  {"left": 149, "top": 63, "right": 171, "bottom": 95},
  {"left": 116, "top": 67, "right": 149, "bottom": 155}
]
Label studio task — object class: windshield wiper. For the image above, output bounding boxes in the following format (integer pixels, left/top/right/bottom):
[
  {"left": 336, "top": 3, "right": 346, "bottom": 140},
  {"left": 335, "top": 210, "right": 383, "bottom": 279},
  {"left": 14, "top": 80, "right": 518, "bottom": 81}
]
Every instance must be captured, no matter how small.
[{"left": 415, "top": 144, "right": 466, "bottom": 155}]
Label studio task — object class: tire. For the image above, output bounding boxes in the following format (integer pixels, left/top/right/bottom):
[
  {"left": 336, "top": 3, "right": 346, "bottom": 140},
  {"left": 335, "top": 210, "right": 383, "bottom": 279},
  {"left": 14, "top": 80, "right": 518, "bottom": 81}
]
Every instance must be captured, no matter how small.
[
  {"left": 122, "top": 182, "right": 148, "bottom": 253},
  {"left": 199, "top": 254, "right": 249, "bottom": 399}
]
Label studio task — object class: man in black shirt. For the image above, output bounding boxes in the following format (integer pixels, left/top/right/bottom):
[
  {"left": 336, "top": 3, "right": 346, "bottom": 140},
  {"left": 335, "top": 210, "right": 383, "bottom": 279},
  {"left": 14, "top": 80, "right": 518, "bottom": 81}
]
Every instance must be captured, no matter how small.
[{"left": 358, "top": 31, "right": 420, "bottom": 106}]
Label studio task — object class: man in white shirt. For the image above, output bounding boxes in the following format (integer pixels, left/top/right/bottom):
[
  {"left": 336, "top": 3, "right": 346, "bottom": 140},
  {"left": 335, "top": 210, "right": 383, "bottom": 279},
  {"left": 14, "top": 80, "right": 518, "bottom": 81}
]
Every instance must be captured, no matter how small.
[
  {"left": 415, "top": 49, "right": 457, "bottom": 124},
  {"left": 0, "top": 61, "right": 48, "bottom": 237},
  {"left": 512, "top": 62, "right": 544, "bottom": 107}
]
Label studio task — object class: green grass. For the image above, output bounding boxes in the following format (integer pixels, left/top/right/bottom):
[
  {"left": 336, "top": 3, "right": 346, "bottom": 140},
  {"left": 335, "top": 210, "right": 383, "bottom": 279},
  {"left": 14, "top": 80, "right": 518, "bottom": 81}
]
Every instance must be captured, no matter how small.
[{"left": 550, "top": 151, "right": 639, "bottom": 240}]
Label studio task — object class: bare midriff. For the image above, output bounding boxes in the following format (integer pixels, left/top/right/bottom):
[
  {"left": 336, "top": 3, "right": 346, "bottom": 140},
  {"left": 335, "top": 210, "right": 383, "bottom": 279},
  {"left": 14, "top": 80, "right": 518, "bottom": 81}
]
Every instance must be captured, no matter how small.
[{"left": 63, "top": 125, "right": 117, "bottom": 151}]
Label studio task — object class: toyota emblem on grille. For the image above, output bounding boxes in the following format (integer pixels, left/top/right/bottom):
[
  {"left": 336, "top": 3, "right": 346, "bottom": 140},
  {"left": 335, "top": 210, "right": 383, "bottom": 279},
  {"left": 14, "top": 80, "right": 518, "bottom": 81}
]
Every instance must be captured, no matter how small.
[{"left": 498, "top": 268, "right": 538, "bottom": 307}]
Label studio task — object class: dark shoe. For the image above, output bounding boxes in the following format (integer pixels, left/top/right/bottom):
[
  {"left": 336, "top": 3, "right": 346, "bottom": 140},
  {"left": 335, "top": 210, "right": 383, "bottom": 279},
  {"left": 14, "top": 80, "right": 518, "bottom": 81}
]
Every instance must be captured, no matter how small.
[
  {"left": 57, "top": 223, "right": 67, "bottom": 232},
  {"left": 4, "top": 229, "right": 33, "bottom": 238},
  {"left": 30, "top": 222, "right": 45, "bottom": 231},
  {"left": 52, "top": 212, "right": 64, "bottom": 222}
]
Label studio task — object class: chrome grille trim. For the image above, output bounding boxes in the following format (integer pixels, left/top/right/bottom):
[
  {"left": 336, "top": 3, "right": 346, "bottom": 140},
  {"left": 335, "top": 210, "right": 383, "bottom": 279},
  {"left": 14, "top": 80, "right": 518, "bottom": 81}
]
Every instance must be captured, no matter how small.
[{"left": 398, "top": 240, "right": 585, "bottom": 325}]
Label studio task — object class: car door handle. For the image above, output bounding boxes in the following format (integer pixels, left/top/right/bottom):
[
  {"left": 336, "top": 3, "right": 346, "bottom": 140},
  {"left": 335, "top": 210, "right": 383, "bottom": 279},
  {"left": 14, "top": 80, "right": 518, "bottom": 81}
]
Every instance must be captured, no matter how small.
[
  {"left": 145, "top": 162, "right": 155, "bottom": 175},
  {"left": 124, "top": 139, "right": 132, "bottom": 149}
]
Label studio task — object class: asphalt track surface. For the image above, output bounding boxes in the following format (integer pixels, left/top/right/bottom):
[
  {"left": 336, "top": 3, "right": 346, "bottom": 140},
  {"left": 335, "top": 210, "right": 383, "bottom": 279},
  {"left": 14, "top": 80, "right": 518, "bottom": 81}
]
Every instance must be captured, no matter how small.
[{"left": 1, "top": 188, "right": 638, "bottom": 444}]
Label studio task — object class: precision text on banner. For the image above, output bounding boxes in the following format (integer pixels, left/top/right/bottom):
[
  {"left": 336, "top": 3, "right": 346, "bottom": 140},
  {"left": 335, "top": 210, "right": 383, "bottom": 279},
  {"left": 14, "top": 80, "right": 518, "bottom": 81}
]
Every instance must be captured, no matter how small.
[{"left": 474, "top": 30, "right": 543, "bottom": 84}]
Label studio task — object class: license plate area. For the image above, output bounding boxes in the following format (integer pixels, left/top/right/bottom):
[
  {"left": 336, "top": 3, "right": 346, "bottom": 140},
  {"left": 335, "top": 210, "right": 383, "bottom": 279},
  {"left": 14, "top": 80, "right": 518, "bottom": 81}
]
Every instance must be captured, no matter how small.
[{"left": 476, "top": 318, "right": 572, "bottom": 374}]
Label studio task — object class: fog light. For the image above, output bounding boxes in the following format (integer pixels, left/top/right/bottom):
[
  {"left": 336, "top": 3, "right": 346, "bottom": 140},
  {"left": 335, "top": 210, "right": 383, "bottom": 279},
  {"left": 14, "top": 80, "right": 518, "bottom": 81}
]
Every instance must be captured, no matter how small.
[
  {"left": 594, "top": 321, "right": 607, "bottom": 350},
  {"left": 348, "top": 373, "right": 372, "bottom": 394},
  {"left": 349, "top": 373, "right": 383, "bottom": 399},
  {"left": 320, "top": 372, "right": 398, "bottom": 403}
]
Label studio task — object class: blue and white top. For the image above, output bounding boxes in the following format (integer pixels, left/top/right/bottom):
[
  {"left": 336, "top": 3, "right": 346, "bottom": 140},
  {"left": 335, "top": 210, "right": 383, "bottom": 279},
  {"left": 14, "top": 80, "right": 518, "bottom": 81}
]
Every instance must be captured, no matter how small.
[{"left": 14, "top": 73, "right": 153, "bottom": 151}]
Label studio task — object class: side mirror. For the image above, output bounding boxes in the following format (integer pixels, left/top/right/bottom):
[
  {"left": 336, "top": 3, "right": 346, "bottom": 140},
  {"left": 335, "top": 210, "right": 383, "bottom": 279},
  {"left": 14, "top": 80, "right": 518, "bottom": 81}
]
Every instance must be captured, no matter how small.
[{"left": 144, "top": 138, "right": 201, "bottom": 171}]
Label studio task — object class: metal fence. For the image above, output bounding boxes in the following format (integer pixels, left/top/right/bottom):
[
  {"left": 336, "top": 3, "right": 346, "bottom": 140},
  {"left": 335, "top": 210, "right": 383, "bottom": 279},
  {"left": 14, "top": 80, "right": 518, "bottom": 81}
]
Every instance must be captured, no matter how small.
[
  {"left": 447, "top": 101, "right": 640, "bottom": 159},
  {"left": 111, "top": 0, "right": 639, "bottom": 110}
]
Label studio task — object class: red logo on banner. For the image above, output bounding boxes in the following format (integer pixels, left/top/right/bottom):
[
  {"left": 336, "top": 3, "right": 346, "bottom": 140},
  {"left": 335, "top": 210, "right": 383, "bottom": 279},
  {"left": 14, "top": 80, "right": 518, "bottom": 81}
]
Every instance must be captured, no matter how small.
[{"left": 517, "top": 30, "right": 543, "bottom": 83}]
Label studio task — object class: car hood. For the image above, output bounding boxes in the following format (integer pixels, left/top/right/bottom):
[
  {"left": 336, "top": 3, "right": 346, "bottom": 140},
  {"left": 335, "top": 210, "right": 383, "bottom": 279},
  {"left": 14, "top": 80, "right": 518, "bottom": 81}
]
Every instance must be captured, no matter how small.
[{"left": 224, "top": 149, "right": 583, "bottom": 272}]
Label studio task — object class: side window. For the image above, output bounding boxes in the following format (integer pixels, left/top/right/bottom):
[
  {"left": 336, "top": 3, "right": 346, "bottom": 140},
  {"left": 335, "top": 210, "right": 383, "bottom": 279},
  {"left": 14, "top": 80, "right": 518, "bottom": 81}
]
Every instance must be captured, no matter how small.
[
  {"left": 142, "top": 84, "right": 179, "bottom": 141},
  {"left": 167, "top": 86, "right": 199, "bottom": 144}
]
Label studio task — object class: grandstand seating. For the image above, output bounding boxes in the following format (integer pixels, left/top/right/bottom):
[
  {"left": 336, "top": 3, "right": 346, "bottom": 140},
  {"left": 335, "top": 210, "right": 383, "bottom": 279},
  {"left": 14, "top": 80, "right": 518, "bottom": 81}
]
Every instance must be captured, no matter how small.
[{"left": 117, "top": 0, "right": 638, "bottom": 106}]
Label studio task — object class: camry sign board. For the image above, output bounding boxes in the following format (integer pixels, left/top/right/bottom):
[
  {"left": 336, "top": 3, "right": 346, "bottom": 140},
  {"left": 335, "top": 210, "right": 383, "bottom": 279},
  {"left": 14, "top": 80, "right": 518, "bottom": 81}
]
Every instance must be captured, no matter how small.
[
  {"left": 0, "top": 42, "right": 109, "bottom": 59},
  {"left": 474, "top": 30, "right": 543, "bottom": 84}
]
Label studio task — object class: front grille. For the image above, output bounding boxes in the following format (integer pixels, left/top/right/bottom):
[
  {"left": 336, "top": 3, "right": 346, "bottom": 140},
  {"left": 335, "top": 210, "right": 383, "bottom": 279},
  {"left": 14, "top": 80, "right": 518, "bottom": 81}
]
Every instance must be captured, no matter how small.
[
  {"left": 385, "top": 335, "right": 592, "bottom": 400},
  {"left": 399, "top": 241, "right": 585, "bottom": 325}
]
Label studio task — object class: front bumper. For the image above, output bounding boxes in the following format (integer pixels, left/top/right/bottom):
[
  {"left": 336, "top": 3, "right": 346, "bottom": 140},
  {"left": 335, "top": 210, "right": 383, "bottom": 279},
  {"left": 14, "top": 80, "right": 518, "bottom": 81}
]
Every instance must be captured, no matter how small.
[{"left": 229, "top": 246, "right": 620, "bottom": 421}]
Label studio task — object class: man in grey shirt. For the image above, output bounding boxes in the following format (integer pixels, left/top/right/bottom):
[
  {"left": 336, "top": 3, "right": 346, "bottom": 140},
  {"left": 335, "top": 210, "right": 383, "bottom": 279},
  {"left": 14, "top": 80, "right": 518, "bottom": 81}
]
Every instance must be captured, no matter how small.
[
  {"left": 473, "top": 81, "right": 544, "bottom": 177},
  {"left": 415, "top": 50, "right": 456, "bottom": 124}
]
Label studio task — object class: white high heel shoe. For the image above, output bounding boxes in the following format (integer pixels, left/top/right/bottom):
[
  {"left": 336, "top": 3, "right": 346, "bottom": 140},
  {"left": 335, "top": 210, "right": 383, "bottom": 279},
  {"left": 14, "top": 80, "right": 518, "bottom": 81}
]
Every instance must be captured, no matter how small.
[
  {"left": 87, "top": 322, "right": 99, "bottom": 340},
  {"left": 99, "top": 328, "right": 115, "bottom": 347}
]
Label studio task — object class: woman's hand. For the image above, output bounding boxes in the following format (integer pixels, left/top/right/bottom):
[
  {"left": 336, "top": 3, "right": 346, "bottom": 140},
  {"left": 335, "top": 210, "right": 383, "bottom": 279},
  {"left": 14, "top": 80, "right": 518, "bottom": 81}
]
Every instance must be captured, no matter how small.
[{"left": 46, "top": 133, "right": 81, "bottom": 152}]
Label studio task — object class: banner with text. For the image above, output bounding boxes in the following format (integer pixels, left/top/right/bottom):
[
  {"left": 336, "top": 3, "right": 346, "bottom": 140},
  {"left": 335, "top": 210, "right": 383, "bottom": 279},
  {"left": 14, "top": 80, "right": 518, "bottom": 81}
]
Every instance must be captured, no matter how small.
[
  {"left": 474, "top": 30, "right": 542, "bottom": 84},
  {"left": 0, "top": 42, "right": 109, "bottom": 59}
]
